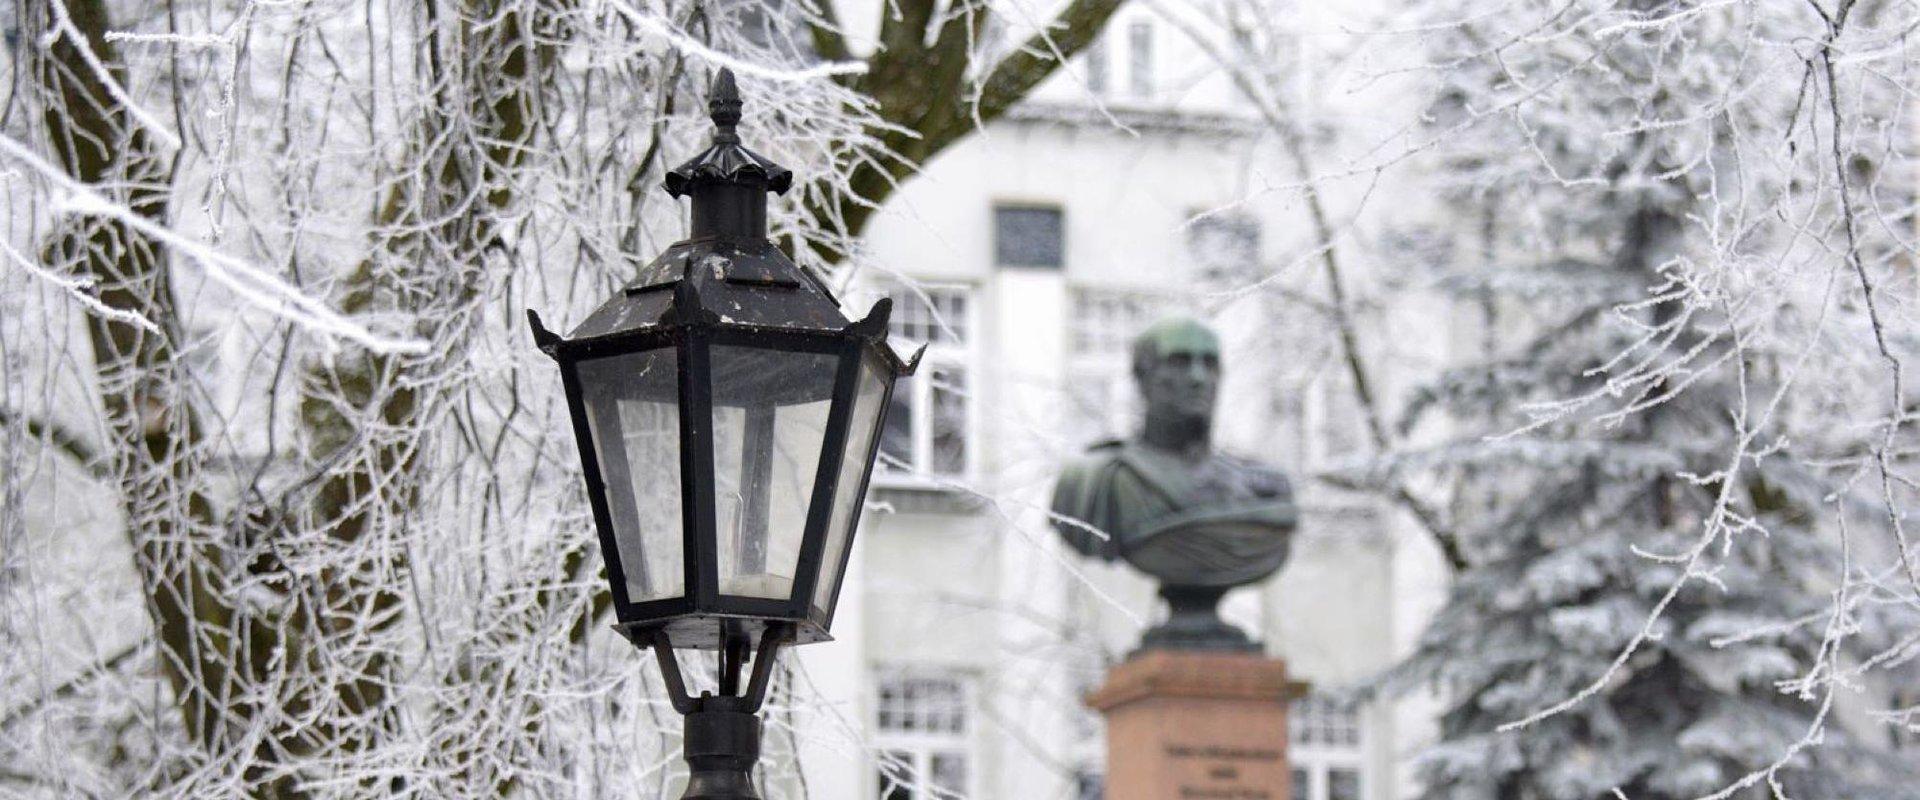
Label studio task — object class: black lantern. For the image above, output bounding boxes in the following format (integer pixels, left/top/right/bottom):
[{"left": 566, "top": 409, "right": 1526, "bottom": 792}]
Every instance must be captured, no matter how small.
[{"left": 528, "top": 69, "right": 918, "bottom": 798}]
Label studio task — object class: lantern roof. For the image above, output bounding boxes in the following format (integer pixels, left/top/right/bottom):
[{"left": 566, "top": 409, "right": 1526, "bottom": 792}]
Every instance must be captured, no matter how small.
[
  {"left": 527, "top": 69, "right": 919, "bottom": 378},
  {"left": 552, "top": 238, "right": 852, "bottom": 341}
]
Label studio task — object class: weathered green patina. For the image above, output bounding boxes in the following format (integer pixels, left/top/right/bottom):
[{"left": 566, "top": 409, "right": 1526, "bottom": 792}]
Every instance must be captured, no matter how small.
[{"left": 1051, "top": 318, "right": 1298, "bottom": 651}]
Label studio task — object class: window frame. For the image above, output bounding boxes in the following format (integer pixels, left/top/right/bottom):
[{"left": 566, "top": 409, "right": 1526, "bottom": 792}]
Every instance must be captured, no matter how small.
[
  {"left": 1303, "top": 371, "right": 1365, "bottom": 471},
  {"left": 1289, "top": 694, "right": 1369, "bottom": 800},
  {"left": 866, "top": 282, "right": 979, "bottom": 490},
  {"left": 1084, "top": 33, "right": 1109, "bottom": 96},
  {"left": 1127, "top": 19, "right": 1154, "bottom": 99},
  {"left": 871, "top": 668, "right": 978, "bottom": 800},
  {"left": 1065, "top": 287, "right": 1180, "bottom": 447}
]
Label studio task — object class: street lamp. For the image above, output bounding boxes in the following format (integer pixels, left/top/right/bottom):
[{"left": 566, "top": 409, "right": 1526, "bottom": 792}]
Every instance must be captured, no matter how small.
[{"left": 527, "top": 69, "right": 918, "bottom": 799}]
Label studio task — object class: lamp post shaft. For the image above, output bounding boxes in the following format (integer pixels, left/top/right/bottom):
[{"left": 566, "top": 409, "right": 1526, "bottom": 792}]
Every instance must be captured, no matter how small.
[{"left": 681, "top": 706, "right": 762, "bottom": 799}]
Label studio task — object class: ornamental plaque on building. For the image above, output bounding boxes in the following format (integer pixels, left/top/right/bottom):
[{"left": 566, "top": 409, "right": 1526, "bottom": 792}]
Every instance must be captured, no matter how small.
[{"left": 1053, "top": 317, "right": 1305, "bottom": 800}]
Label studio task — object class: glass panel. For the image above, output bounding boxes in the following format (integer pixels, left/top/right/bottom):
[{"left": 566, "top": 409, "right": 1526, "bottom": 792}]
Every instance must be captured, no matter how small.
[
  {"left": 575, "top": 349, "right": 683, "bottom": 603},
  {"left": 878, "top": 752, "right": 914, "bottom": 800},
  {"left": 1128, "top": 20, "right": 1153, "bottom": 98},
  {"left": 930, "top": 366, "right": 967, "bottom": 476},
  {"left": 816, "top": 353, "right": 889, "bottom": 615},
  {"left": 1291, "top": 768, "right": 1310, "bottom": 800},
  {"left": 929, "top": 752, "right": 966, "bottom": 796},
  {"left": 877, "top": 682, "right": 900, "bottom": 731},
  {"left": 1085, "top": 36, "right": 1108, "bottom": 95},
  {"left": 879, "top": 373, "right": 914, "bottom": 472},
  {"left": 1292, "top": 694, "right": 1363, "bottom": 748},
  {"left": 1329, "top": 769, "right": 1361, "bottom": 800},
  {"left": 885, "top": 287, "right": 967, "bottom": 345},
  {"left": 932, "top": 678, "right": 966, "bottom": 733},
  {"left": 710, "top": 345, "right": 839, "bottom": 600},
  {"left": 993, "top": 205, "right": 1063, "bottom": 268}
]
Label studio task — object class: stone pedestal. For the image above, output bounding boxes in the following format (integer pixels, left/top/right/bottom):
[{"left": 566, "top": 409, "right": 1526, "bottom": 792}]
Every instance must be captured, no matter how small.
[{"left": 1086, "top": 650, "right": 1306, "bottom": 800}]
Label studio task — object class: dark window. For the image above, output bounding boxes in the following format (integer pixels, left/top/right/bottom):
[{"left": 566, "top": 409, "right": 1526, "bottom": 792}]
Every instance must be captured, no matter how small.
[
  {"left": 994, "top": 205, "right": 1064, "bottom": 268},
  {"left": 878, "top": 751, "right": 914, "bottom": 800},
  {"left": 929, "top": 367, "right": 967, "bottom": 475},
  {"left": 1329, "top": 768, "right": 1361, "bottom": 800},
  {"left": 1076, "top": 770, "right": 1105, "bottom": 800},
  {"left": 880, "top": 382, "right": 914, "bottom": 473}
]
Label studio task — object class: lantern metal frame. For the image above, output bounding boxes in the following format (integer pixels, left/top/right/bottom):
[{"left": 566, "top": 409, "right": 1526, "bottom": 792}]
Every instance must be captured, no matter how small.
[
  {"left": 527, "top": 68, "right": 918, "bottom": 800},
  {"left": 531, "top": 294, "right": 904, "bottom": 651}
]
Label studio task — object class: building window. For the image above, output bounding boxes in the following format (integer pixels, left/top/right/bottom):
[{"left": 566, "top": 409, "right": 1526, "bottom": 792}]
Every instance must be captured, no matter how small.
[
  {"left": 1085, "top": 34, "right": 1109, "bottom": 95},
  {"left": 875, "top": 671, "right": 973, "bottom": 799},
  {"left": 1306, "top": 373, "right": 1366, "bottom": 469},
  {"left": 1071, "top": 290, "right": 1173, "bottom": 358},
  {"left": 868, "top": 284, "right": 973, "bottom": 482},
  {"left": 993, "top": 204, "right": 1064, "bottom": 269},
  {"left": 1187, "top": 212, "right": 1262, "bottom": 285},
  {"left": 1128, "top": 20, "right": 1153, "bottom": 99},
  {"left": 1066, "top": 289, "right": 1180, "bottom": 446},
  {"left": 1074, "top": 769, "right": 1104, "bottom": 800},
  {"left": 1290, "top": 694, "right": 1367, "bottom": 800}
]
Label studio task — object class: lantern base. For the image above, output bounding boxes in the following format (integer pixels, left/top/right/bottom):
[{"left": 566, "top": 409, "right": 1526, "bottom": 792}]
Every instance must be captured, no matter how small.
[
  {"left": 681, "top": 704, "right": 762, "bottom": 800},
  {"left": 646, "top": 624, "right": 791, "bottom": 800},
  {"left": 619, "top": 615, "right": 831, "bottom": 652}
]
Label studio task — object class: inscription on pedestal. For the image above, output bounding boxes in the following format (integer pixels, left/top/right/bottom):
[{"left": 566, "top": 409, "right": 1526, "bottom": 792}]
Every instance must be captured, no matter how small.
[
  {"left": 1086, "top": 650, "right": 1306, "bottom": 800},
  {"left": 1167, "top": 744, "right": 1284, "bottom": 798}
]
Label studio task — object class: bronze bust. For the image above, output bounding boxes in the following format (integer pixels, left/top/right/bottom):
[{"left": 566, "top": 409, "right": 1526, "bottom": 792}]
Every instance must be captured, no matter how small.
[{"left": 1051, "top": 318, "right": 1297, "bottom": 651}]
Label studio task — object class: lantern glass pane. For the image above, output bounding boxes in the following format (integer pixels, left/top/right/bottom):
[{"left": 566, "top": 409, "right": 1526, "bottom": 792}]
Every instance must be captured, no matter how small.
[
  {"left": 710, "top": 345, "right": 839, "bottom": 600},
  {"left": 815, "top": 352, "right": 888, "bottom": 615},
  {"left": 576, "top": 348, "right": 684, "bottom": 603}
]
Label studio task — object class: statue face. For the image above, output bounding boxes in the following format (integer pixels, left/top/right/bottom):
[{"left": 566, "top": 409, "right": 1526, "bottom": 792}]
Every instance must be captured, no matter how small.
[{"left": 1137, "top": 341, "right": 1220, "bottom": 427}]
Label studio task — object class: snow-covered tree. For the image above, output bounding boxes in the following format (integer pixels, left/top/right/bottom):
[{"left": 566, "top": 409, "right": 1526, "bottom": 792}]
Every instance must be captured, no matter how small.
[
  {"left": 0, "top": 1, "right": 1119, "bottom": 796},
  {"left": 1372, "top": 0, "right": 1920, "bottom": 796}
]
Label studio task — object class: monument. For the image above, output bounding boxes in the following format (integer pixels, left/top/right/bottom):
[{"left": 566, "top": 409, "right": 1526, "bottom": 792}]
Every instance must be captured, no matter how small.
[{"left": 1053, "top": 318, "right": 1306, "bottom": 800}]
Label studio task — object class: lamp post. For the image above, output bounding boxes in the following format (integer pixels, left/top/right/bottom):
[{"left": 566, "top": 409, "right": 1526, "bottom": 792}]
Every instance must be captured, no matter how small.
[{"left": 527, "top": 69, "right": 918, "bottom": 799}]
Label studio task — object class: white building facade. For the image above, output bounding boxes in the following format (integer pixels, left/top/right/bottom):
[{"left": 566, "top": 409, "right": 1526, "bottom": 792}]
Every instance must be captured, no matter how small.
[{"left": 785, "top": 4, "right": 1455, "bottom": 798}]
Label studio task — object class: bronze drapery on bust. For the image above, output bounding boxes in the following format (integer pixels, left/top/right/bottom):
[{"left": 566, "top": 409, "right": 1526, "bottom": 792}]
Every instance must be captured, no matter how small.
[{"left": 1051, "top": 318, "right": 1297, "bottom": 652}]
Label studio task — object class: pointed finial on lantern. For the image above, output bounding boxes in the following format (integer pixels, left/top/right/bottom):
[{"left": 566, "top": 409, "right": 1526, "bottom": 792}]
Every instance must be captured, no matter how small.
[
  {"left": 709, "top": 68, "right": 742, "bottom": 144},
  {"left": 663, "top": 67, "right": 793, "bottom": 200}
]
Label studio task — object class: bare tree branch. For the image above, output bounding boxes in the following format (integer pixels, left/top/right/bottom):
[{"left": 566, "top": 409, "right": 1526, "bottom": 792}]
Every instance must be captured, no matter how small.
[{"left": 0, "top": 407, "right": 103, "bottom": 477}]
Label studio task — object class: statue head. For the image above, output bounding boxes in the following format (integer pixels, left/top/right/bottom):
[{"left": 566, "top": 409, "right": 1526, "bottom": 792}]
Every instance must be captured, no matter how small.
[{"left": 1131, "top": 318, "right": 1222, "bottom": 441}]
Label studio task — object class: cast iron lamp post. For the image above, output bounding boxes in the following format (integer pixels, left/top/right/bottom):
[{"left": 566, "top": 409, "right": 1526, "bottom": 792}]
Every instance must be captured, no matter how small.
[{"left": 527, "top": 69, "right": 918, "bottom": 799}]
